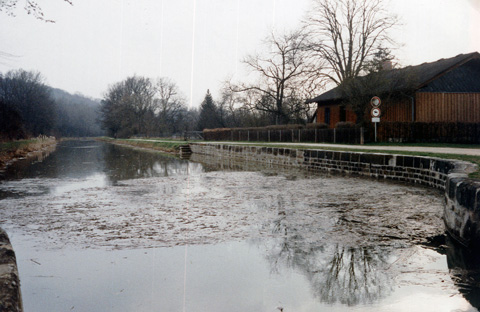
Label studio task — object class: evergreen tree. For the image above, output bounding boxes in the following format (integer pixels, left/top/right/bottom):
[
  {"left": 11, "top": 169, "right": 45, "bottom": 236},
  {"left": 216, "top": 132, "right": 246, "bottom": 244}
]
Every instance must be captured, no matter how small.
[{"left": 197, "top": 90, "right": 222, "bottom": 130}]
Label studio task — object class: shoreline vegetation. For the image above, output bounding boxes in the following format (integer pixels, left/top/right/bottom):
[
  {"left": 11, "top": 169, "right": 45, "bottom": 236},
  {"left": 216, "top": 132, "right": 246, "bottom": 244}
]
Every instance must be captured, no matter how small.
[
  {"left": 0, "top": 136, "right": 57, "bottom": 171},
  {"left": 97, "top": 137, "right": 189, "bottom": 155}
]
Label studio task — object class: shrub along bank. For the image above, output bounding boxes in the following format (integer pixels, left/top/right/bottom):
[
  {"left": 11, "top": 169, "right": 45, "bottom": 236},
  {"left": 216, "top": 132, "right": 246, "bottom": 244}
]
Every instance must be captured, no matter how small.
[{"left": 0, "top": 136, "right": 56, "bottom": 171}]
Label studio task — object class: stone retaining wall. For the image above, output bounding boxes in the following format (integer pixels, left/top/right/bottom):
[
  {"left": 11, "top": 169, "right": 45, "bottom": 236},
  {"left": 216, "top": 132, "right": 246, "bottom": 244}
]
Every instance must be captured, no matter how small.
[
  {"left": 190, "top": 143, "right": 480, "bottom": 247},
  {"left": 0, "top": 228, "right": 23, "bottom": 312}
]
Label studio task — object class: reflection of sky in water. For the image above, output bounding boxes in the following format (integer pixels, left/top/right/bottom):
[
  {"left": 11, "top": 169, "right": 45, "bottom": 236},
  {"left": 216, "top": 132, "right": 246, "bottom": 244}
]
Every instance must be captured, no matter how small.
[
  {"left": 1, "top": 140, "right": 479, "bottom": 311},
  {"left": 12, "top": 237, "right": 475, "bottom": 312},
  {"left": 52, "top": 173, "right": 108, "bottom": 195}
]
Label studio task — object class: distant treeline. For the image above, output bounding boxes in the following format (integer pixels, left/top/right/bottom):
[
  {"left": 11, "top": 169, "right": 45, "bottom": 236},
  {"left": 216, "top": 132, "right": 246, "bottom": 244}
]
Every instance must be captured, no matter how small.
[{"left": 0, "top": 69, "right": 103, "bottom": 141}]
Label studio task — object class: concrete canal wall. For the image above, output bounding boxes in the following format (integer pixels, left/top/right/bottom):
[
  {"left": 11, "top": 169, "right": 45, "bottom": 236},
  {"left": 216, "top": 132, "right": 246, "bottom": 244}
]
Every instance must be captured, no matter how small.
[{"left": 190, "top": 143, "right": 480, "bottom": 247}]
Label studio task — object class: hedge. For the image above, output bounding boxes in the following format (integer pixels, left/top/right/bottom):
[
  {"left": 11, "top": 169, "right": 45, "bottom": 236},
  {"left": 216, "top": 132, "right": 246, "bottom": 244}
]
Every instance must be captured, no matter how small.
[{"left": 375, "top": 122, "right": 480, "bottom": 144}]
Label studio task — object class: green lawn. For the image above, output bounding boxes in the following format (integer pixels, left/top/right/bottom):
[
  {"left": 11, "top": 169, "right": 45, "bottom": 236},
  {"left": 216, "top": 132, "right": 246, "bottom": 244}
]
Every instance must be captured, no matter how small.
[{"left": 0, "top": 139, "right": 36, "bottom": 153}]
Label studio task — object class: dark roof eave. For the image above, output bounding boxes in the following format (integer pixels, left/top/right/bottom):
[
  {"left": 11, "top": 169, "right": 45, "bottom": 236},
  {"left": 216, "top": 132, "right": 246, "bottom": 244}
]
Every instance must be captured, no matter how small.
[{"left": 306, "top": 52, "right": 480, "bottom": 104}]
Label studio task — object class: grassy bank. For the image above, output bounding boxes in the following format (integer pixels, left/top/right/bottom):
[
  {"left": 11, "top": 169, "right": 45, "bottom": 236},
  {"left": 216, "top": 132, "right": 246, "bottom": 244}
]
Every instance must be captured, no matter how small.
[
  {"left": 0, "top": 136, "right": 57, "bottom": 170},
  {"left": 98, "top": 137, "right": 188, "bottom": 154}
]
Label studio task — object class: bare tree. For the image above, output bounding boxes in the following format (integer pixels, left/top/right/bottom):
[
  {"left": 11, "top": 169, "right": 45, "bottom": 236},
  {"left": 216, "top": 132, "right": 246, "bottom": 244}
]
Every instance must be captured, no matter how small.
[
  {"left": 230, "top": 30, "right": 321, "bottom": 125},
  {"left": 303, "top": 0, "right": 398, "bottom": 85},
  {"left": 154, "top": 77, "right": 186, "bottom": 135},
  {"left": 0, "top": 0, "right": 73, "bottom": 22}
]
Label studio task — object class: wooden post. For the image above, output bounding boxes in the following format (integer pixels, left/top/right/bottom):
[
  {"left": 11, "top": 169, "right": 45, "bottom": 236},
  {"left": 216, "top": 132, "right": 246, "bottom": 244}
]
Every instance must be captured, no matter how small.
[
  {"left": 315, "top": 128, "right": 317, "bottom": 143},
  {"left": 333, "top": 128, "right": 336, "bottom": 143}
]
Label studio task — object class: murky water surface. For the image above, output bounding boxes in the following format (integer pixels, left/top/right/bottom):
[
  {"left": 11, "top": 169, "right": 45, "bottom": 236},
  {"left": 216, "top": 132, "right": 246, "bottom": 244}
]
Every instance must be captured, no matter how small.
[{"left": 0, "top": 140, "right": 479, "bottom": 311}]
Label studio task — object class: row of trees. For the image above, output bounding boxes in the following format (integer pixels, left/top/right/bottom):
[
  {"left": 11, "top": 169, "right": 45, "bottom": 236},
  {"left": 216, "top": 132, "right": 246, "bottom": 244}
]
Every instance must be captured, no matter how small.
[
  {"left": 100, "top": 76, "right": 197, "bottom": 138},
  {"left": 3, "top": 0, "right": 400, "bottom": 138},
  {"left": 223, "top": 0, "right": 399, "bottom": 128},
  {"left": 99, "top": 76, "right": 286, "bottom": 139},
  {"left": 101, "top": 0, "right": 400, "bottom": 136},
  {"left": 0, "top": 69, "right": 103, "bottom": 141}
]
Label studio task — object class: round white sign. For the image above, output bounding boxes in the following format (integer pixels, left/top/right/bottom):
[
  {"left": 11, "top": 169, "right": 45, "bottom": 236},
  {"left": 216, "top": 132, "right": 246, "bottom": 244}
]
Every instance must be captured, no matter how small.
[
  {"left": 371, "top": 107, "right": 381, "bottom": 117},
  {"left": 371, "top": 96, "right": 381, "bottom": 108}
]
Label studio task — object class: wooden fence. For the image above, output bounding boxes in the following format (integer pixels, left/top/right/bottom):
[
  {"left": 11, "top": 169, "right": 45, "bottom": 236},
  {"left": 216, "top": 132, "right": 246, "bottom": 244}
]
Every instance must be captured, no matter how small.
[{"left": 375, "top": 122, "right": 480, "bottom": 144}]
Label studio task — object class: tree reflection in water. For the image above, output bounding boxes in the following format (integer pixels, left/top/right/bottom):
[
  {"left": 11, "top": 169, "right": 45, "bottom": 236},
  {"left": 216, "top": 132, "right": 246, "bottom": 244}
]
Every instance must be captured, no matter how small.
[
  {"left": 446, "top": 235, "right": 480, "bottom": 309},
  {"left": 102, "top": 143, "right": 202, "bottom": 184},
  {"left": 263, "top": 195, "right": 393, "bottom": 306}
]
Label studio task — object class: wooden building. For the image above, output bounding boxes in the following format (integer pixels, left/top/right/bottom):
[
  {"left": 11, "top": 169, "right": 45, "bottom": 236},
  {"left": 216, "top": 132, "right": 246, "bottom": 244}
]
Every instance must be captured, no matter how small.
[{"left": 307, "top": 52, "right": 480, "bottom": 128}]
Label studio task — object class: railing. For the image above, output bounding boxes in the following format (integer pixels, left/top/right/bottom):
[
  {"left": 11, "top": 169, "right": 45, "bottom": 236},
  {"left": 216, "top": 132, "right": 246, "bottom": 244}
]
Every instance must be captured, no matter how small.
[
  {"left": 204, "top": 127, "right": 364, "bottom": 144},
  {"left": 184, "top": 131, "right": 204, "bottom": 140}
]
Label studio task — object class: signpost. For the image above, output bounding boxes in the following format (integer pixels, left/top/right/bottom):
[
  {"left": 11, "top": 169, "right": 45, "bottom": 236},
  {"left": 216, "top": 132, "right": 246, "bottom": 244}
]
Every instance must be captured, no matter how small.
[{"left": 370, "top": 96, "right": 381, "bottom": 142}]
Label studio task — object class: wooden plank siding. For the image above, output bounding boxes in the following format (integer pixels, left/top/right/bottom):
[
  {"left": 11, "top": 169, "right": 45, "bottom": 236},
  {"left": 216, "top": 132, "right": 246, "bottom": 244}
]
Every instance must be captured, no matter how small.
[
  {"left": 416, "top": 93, "right": 480, "bottom": 122},
  {"left": 381, "top": 98, "right": 412, "bottom": 122},
  {"left": 316, "top": 92, "right": 480, "bottom": 127}
]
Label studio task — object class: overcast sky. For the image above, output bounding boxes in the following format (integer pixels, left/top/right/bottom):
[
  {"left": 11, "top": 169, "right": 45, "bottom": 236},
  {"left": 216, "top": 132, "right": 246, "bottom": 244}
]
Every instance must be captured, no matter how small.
[{"left": 1, "top": 0, "right": 479, "bottom": 107}]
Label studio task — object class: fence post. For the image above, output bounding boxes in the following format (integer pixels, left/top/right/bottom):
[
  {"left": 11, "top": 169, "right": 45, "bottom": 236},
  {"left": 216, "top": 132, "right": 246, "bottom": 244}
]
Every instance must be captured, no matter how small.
[
  {"left": 257, "top": 131, "right": 259, "bottom": 142},
  {"left": 268, "top": 130, "right": 270, "bottom": 142},
  {"left": 291, "top": 129, "right": 294, "bottom": 142},
  {"left": 280, "top": 130, "right": 282, "bottom": 142},
  {"left": 334, "top": 128, "right": 336, "bottom": 143},
  {"left": 360, "top": 127, "right": 364, "bottom": 145},
  {"left": 298, "top": 129, "right": 301, "bottom": 142},
  {"left": 231, "top": 130, "right": 233, "bottom": 141},
  {"left": 315, "top": 128, "right": 317, "bottom": 143}
]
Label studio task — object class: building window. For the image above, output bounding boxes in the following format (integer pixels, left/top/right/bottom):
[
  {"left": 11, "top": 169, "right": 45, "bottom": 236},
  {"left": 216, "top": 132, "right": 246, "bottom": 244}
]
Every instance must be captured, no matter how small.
[
  {"left": 324, "top": 107, "right": 330, "bottom": 125},
  {"left": 340, "top": 106, "right": 346, "bottom": 122}
]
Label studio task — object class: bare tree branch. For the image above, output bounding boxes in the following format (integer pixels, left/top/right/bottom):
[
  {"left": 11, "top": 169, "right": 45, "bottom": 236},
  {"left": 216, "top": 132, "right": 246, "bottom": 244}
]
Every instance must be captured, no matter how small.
[
  {"left": 0, "top": 0, "right": 73, "bottom": 22},
  {"left": 230, "top": 30, "right": 325, "bottom": 124},
  {"left": 303, "top": 0, "right": 398, "bottom": 85}
]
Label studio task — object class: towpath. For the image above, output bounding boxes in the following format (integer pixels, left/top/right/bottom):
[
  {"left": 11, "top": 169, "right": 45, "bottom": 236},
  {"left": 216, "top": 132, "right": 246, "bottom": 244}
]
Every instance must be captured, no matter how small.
[
  {"left": 124, "top": 139, "right": 480, "bottom": 156},
  {"left": 193, "top": 141, "right": 480, "bottom": 156}
]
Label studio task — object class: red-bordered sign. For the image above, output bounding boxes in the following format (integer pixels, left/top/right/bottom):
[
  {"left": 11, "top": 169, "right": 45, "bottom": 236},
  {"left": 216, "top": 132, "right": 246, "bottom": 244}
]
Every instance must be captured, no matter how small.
[
  {"left": 370, "top": 96, "right": 381, "bottom": 108},
  {"left": 371, "top": 107, "right": 381, "bottom": 118}
]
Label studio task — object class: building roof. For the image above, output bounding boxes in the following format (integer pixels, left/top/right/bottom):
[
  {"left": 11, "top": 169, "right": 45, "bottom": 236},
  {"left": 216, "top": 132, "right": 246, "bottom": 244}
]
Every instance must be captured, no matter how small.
[{"left": 306, "top": 52, "right": 480, "bottom": 104}]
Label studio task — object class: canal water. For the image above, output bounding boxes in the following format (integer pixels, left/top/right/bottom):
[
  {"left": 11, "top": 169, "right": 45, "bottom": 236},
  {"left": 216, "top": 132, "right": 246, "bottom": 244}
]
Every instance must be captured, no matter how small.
[{"left": 0, "top": 140, "right": 479, "bottom": 311}]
